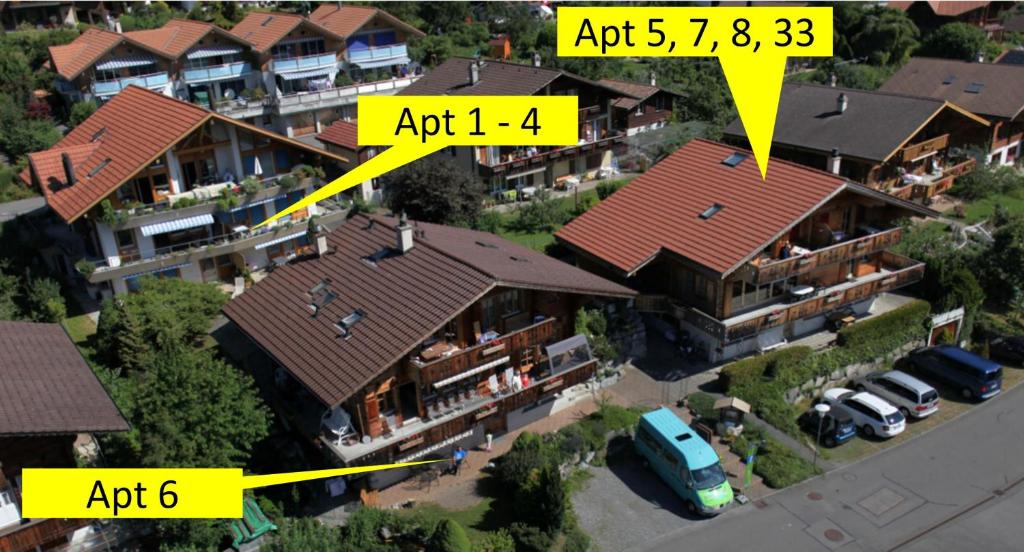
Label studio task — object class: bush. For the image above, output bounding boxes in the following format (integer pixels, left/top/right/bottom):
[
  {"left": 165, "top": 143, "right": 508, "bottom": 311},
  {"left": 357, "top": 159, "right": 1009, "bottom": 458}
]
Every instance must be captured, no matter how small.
[
  {"left": 476, "top": 529, "right": 515, "bottom": 552},
  {"left": 475, "top": 210, "right": 504, "bottom": 234},
  {"left": 730, "top": 425, "right": 820, "bottom": 489},
  {"left": 595, "top": 179, "right": 626, "bottom": 200},
  {"left": 687, "top": 392, "right": 717, "bottom": 421},
  {"left": 510, "top": 191, "right": 569, "bottom": 233},
  {"left": 240, "top": 176, "right": 261, "bottom": 195},
  {"left": 25, "top": 277, "right": 65, "bottom": 322},
  {"left": 836, "top": 299, "right": 930, "bottom": 350},
  {"left": 429, "top": 519, "right": 471, "bottom": 552},
  {"left": 507, "top": 523, "right": 553, "bottom": 552},
  {"left": 68, "top": 100, "right": 97, "bottom": 128},
  {"left": 574, "top": 307, "right": 617, "bottom": 362}
]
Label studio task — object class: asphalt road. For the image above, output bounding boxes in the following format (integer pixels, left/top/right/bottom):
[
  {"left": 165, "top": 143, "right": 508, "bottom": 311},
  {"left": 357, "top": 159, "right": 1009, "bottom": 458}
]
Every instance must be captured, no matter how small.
[
  {"left": 0, "top": 196, "right": 46, "bottom": 222},
  {"left": 636, "top": 380, "right": 1024, "bottom": 552}
]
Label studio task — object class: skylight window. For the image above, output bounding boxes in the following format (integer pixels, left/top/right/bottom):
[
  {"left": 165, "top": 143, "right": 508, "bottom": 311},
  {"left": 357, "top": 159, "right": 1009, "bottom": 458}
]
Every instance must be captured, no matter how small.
[
  {"left": 699, "top": 203, "right": 725, "bottom": 220},
  {"left": 364, "top": 248, "right": 392, "bottom": 265},
  {"left": 476, "top": 241, "right": 498, "bottom": 249},
  {"left": 721, "top": 152, "right": 747, "bottom": 167},
  {"left": 965, "top": 82, "right": 985, "bottom": 94},
  {"left": 260, "top": 16, "right": 274, "bottom": 26},
  {"left": 90, "top": 127, "right": 107, "bottom": 143},
  {"left": 942, "top": 75, "right": 956, "bottom": 85},
  {"left": 335, "top": 309, "right": 366, "bottom": 339},
  {"left": 87, "top": 158, "right": 111, "bottom": 178}
]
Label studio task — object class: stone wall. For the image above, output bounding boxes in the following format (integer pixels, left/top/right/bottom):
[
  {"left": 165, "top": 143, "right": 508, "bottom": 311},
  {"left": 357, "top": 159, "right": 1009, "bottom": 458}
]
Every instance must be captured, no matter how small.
[{"left": 782, "top": 340, "right": 924, "bottom": 404}]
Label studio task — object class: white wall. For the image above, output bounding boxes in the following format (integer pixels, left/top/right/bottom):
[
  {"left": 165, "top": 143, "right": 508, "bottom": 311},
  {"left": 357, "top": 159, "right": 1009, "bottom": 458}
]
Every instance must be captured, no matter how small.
[{"left": 95, "top": 223, "right": 120, "bottom": 267}]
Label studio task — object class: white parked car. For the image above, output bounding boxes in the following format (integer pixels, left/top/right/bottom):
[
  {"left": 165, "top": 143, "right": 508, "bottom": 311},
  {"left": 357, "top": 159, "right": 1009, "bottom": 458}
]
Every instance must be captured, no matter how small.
[
  {"left": 853, "top": 370, "right": 939, "bottom": 419},
  {"left": 822, "top": 388, "right": 906, "bottom": 438}
]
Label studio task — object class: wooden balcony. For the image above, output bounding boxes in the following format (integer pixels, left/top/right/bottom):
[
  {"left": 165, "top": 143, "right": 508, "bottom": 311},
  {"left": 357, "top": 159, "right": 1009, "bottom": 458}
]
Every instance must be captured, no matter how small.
[
  {"left": 897, "top": 134, "right": 949, "bottom": 162},
  {"left": 0, "top": 517, "right": 87, "bottom": 552},
  {"left": 744, "top": 227, "right": 903, "bottom": 285},
  {"left": 722, "top": 251, "right": 924, "bottom": 342},
  {"left": 416, "top": 318, "right": 557, "bottom": 388}
]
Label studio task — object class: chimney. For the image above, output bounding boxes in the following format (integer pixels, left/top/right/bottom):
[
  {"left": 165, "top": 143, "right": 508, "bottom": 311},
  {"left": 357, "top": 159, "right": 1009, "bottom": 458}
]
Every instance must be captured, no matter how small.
[
  {"left": 828, "top": 148, "right": 842, "bottom": 174},
  {"left": 836, "top": 92, "right": 848, "bottom": 114},
  {"left": 469, "top": 60, "right": 480, "bottom": 85},
  {"left": 533, "top": 52, "right": 542, "bottom": 67},
  {"left": 977, "top": 51, "right": 985, "bottom": 63},
  {"left": 396, "top": 212, "right": 414, "bottom": 253},
  {"left": 61, "top": 152, "right": 76, "bottom": 187},
  {"left": 114, "top": 20, "right": 122, "bottom": 34},
  {"left": 309, "top": 223, "right": 328, "bottom": 257},
  {"left": 829, "top": 73, "right": 837, "bottom": 87},
  {"left": 649, "top": 70, "right": 656, "bottom": 87}
]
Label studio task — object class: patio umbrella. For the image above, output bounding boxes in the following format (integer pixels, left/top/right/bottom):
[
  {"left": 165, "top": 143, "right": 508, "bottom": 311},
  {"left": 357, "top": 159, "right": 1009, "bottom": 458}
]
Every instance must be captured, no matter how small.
[{"left": 252, "top": 155, "right": 263, "bottom": 177}]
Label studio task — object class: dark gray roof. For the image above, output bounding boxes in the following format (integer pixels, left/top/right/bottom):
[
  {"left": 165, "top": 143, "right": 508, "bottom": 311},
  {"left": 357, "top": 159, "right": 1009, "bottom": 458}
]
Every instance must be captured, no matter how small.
[
  {"left": 223, "top": 214, "right": 634, "bottom": 407},
  {"left": 997, "top": 48, "right": 1024, "bottom": 66},
  {"left": 880, "top": 57, "right": 1024, "bottom": 120},
  {"left": 725, "top": 83, "right": 958, "bottom": 162},
  {"left": 0, "top": 321, "right": 129, "bottom": 435}
]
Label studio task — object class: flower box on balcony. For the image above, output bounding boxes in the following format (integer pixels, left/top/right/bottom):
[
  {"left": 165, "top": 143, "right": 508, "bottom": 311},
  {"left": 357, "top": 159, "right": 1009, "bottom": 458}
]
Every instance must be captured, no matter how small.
[
  {"left": 542, "top": 378, "right": 564, "bottom": 393},
  {"left": 476, "top": 403, "right": 499, "bottom": 420},
  {"left": 398, "top": 434, "right": 425, "bottom": 451}
]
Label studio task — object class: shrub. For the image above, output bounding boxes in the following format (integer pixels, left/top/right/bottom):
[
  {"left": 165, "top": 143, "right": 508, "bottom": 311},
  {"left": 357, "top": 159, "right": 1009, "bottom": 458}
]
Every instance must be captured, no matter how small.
[
  {"left": 687, "top": 392, "right": 717, "bottom": 421},
  {"left": 429, "top": 519, "right": 471, "bottom": 552},
  {"left": 25, "top": 277, "right": 66, "bottom": 322},
  {"left": 475, "top": 209, "right": 504, "bottom": 234},
  {"left": 476, "top": 529, "right": 515, "bottom": 552},
  {"left": 276, "top": 174, "right": 298, "bottom": 191},
  {"left": 240, "top": 176, "right": 261, "bottom": 196},
  {"left": 574, "top": 307, "right": 617, "bottom": 362},
  {"left": 507, "top": 523, "right": 553, "bottom": 552},
  {"left": 511, "top": 191, "right": 568, "bottom": 233},
  {"left": 836, "top": 299, "right": 930, "bottom": 350},
  {"left": 730, "top": 424, "right": 820, "bottom": 489},
  {"left": 595, "top": 179, "right": 625, "bottom": 200},
  {"left": 75, "top": 259, "right": 96, "bottom": 278}
]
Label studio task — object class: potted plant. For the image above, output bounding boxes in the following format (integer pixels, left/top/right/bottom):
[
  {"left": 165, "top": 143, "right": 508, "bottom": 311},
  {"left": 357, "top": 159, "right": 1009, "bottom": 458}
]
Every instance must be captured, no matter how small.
[
  {"left": 75, "top": 259, "right": 96, "bottom": 278},
  {"left": 276, "top": 174, "right": 298, "bottom": 191},
  {"left": 240, "top": 176, "right": 261, "bottom": 196},
  {"left": 216, "top": 188, "right": 239, "bottom": 212}
]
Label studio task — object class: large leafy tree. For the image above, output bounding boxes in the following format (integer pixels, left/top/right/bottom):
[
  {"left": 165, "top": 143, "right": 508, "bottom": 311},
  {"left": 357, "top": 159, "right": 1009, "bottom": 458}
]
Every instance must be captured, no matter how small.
[
  {"left": 96, "top": 277, "right": 228, "bottom": 371},
  {"left": 919, "top": 22, "right": 988, "bottom": 61},
  {"left": 849, "top": 6, "right": 920, "bottom": 66},
  {"left": 383, "top": 156, "right": 484, "bottom": 226},
  {"left": 267, "top": 518, "right": 343, "bottom": 552},
  {"left": 988, "top": 217, "right": 1024, "bottom": 302}
]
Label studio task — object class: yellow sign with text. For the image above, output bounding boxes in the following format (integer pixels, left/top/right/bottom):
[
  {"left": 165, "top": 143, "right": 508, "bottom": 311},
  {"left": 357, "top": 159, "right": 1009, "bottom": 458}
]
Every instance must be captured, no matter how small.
[
  {"left": 557, "top": 6, "right": 833, "bottom": 179},
  {"left": 22, "top": 461, "right": 438, "bottom": 519},
  {"left": 259, "top": 95, "right": 577, "bottom": 227}
]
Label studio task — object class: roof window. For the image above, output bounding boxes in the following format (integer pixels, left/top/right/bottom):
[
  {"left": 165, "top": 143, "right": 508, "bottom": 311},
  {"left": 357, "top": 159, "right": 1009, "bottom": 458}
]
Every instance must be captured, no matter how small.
[
  {"left": 260, "top": 16, "right": 274, "bottom": 27},
  {"left": 307, "top": 279, "right": 336, "bottom": 316},
  {"left": 90, "top": 127, "right": 107, "bottom": 143},
  {"left": 942, "top": 74, "right": 956, "bottom": 85},
  {"left": 476, "top": 241, "right": 498, "bottom": 249},
  {"left": 87, "top": 158, "right": 111, "bottom": 178},
  {"left": 363, "top": 247, "right": 392, "bottom": 266},
  {"left": 965, "top": 82, "right": 985, "bottom": 94},
  {"left": 721, "top": 152, "right": 747, "bottom": 167},
  {"left": 335, "top": 309, "right": 366, "bottom": 339},
  {"left": 699, "top": 203, "right": 725, "bottom": 220}
]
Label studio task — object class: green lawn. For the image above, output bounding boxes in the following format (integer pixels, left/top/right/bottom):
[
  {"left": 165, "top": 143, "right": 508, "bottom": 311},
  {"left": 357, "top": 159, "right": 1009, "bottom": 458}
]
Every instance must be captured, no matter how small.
[
  {"left": 493, "top": 183, "right": 622, "bottom": 251},
  {"left": 396, "top": 495, "right": 513, "bottom": 547},
  {"left": 62, "top": 313, "right": 97, "bottom": 344},
  {"left": 960, "top": 192, "right": 1024, "bottom": 224}
]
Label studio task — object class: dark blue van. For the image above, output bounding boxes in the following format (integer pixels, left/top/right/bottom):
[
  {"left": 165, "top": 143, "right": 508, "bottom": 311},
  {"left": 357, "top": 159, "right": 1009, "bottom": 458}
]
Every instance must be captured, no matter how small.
[{"left": 905, "top": 346, "right": 1002, "bottom": 401}]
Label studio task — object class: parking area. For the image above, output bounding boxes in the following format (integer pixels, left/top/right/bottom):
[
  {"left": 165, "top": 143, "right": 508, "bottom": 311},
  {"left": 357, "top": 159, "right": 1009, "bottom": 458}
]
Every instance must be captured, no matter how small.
[{"left": 572, "top": 441, "right": 707, "bottom": 552}]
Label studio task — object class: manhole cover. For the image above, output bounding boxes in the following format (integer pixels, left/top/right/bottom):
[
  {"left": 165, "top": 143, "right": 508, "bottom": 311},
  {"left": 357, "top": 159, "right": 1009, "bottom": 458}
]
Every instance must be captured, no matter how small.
[
  {"left": 824, "top": 529, "right": 845, "bottom": 542},
  {"left": 808, "top": 491, "right": 824, "bottom": 501}
]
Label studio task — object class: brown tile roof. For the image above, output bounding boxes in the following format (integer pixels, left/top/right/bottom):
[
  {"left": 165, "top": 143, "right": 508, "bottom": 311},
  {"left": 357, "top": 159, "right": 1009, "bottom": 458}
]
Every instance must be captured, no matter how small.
[
  {"left": 723, "top": 83, "right": 988, "bottom": 163},
  {"left": 401, "top": 57, "right": 637, "bottom": 98},
  {"left": 887, "top": 1, "right": 990, "bottom": 16},
  {"left": 310, "top": 4, "right": 424, "bottom": 39},
  {"left": 27, "top": 86, "right": 349, "bottom": 223},
  {"left": 0, "top": 321, "right": 128, "bottom": 435},
  {"left": 223, "top": 213, "right": 634, "bottom": 407},
  {"left": 229, "top": 11, "right": 341, "bottom": 53},
  {"left": 317, "top": 119, "right": 360, "bottom": 151},
  {"left": 880, "top": 57, "right": 1024, "bottom": 120},
  {"left": 125, "top": 18, "right": 251, "bottom": 59},
  {"left": 48, "top": 27, "right": 125, "bottom": 80},
  {"left": 556, "top": 139, "right": 935, "bottom": 277},
  {"left": 599, "top": 78, "right": 684, "bottom": 110}
]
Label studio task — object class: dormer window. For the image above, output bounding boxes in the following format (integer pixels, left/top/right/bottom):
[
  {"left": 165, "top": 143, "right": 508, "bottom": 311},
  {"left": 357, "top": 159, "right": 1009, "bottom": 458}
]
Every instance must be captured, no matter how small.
[{"left": 335, "top": 309, "right": 365, "bottom": 339}]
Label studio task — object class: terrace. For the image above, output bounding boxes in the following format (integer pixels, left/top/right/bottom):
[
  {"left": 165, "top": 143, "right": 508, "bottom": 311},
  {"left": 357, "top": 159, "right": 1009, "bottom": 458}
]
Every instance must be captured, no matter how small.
[
  {"left": 92, "top": 71, "right": 169, "bottom": 96},
  {"left": 345, "top": 43, "right": 410, "bottom": 67},
  {"left": 743, "top": 227, "right": 904, "bottom": 285}
]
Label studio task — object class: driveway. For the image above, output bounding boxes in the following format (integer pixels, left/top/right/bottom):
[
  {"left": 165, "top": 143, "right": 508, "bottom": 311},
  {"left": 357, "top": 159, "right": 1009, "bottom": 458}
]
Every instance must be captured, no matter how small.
[{"left": 637, "top": 375, "right": 1024, "bottom": 552}]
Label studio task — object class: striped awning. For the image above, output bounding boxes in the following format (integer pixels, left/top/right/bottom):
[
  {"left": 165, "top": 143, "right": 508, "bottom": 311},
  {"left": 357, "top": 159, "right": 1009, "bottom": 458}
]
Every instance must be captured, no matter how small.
[
  {"left": 278, "top": 67, "right": 334, "bottom": 81},
  {"left": 254, "top": 230, "right": 306, "bottom": 250},
  {"left": 122, "top": 262, "right": 191, "bottom": 280},
  {"left": 94, "top": 55, "right": 156, "bottom": 71},
  {"left": 140, "top": 213, "right": 215, "bottom": 237},
  {"left": 186, "top": 45, "right": 243, "bottom": 60},
  {"left": 433, "top": 356, "right": 511, "bottom": 388},
  {"left": 352, "top": 56, "right": 410, "bottom": 69},
  {"left": 230, "top": 195, "right": 285, "bottom": 212}
]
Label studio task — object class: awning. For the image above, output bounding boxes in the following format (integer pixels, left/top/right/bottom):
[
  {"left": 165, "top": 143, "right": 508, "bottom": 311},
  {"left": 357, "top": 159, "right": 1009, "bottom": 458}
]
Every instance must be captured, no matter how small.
[
  {"left": 230, "top": 194, "right": 285, "bottom": 212},
  {"left": 433, "top": 356, "right": 511, "bottom": 388},
  {"left": 94, "top": 56, "right": 156, "bottom": 71},
  {"left": 278, "top": 67, "right": 334, "bottom": 81},
  {"left": 122, "top": 262, "right": 191, "bottom": 280},
  {"left": 505, "top": 166, "right": 547, "bottom": 180},
  {"left": 140, "top": 213, "right": 214, "bottom": 237},
  {"left": 254, "top": 230, "right": 306, "bottom": 250},
  {"left": 352, "top": 56, "right": 410, "bottom": 69},
  {"left": 186, "top": 45, "right": 243, "bottom": 60}
]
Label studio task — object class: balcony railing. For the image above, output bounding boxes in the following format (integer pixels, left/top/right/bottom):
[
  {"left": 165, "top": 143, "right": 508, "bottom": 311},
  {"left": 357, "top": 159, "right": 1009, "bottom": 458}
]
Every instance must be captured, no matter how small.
[
  {"left": 272, "top": 53, "right": 337, "bottom": 74},
  {"left": 743, "top": 227, "right": 904, "bottom": 285},
  {"left": 691, "top": 252, "right": 925, "bottom": 342},
  {"left": 275, "top": 76, "right": 419, "bottom": 113},
  {"left": 414, "top": 317, "right": 557, "bottom": 388},
  {"left": 888, "top": 158, "right": 977, "bottom": 201},
  {"left": 346, "top": 43, "right": 409, "bottom": 65},
  {"left": 92, "top": 72, "right": 169, "bottom": 96},
  {"left": 183, "top": 61, "right": 251, "bottom": 83},
  {"left": 897, "top": 133, "right": 949, "bottom": 162},
  {"left": 484, "top": 133, "right": 626, "bottom": 173}
]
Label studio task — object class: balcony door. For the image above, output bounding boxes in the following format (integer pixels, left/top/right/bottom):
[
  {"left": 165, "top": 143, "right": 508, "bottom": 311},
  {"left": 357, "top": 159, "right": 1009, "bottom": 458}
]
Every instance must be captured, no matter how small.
[{"left": 179, "top": 155, "right": 217, "bottom": 191}]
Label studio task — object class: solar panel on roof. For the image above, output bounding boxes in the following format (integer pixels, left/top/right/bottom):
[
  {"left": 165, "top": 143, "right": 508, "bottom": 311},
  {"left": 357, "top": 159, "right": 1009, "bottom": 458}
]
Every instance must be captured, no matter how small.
[
  {"left": 965, "top": 82, "right": 985, "bottom": 94},
  {"left": 721, "top": 152, "right": 747, "bottom": 167}
]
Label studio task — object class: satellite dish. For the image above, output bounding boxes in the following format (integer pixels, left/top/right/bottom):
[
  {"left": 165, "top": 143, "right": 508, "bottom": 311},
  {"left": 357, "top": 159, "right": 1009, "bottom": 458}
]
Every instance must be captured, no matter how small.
[{"left": 224, "top": 88, "right": 236, "bottom": 100}]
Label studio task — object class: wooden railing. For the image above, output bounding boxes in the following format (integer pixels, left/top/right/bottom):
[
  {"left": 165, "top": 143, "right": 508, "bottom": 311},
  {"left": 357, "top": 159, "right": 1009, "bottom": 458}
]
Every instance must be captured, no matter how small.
[
  {"left": 416, "top": 318, "right": 557, "bottom": 387},
  {"left": 484, "top": 133, "right": 626, "bottom": 173},
  {"left": 897, "top": 133, "right": 949, "bottom": 162},
  {"left": 635, "top": 294, "right": 670, "bottom": 313},
  {"left": 723, "top": 252, "right": 924, "bottom": 342},
  {"left": 0, "top": 517, "right": 87, "bottom": 552},
  {"left": 745, "top": 227, "right": 903, "bottom": 285}
]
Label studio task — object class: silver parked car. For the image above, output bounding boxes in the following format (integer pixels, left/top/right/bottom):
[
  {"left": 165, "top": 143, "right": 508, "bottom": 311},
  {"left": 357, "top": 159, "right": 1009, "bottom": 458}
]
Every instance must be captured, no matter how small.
[{"left": 853, "top": 370, "right": 939, "bottom": 419}]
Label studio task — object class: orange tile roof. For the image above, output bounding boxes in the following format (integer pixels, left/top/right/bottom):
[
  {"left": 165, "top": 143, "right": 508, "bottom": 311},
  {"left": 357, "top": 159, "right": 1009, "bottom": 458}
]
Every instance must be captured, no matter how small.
[
  {"left": 229, "top": 11, "right": 340, "bottom": 52},
  {"left": 317, "top": 119, "right": 359, "bottom": 151},
  {"left": 125, "top": 19, "right": 250, "bottom": 59},
  {"left": 48, "top": 27, "right": 125, "bottom": 80},
  {"left": 31, "top": 86, "right": 210, "bottom": 222},
  {"left": 887, "top": 1, "right": 990, "bottom": 16},
  {"left": 557, "top": 140, "right": 873, "bottom": 276},
  {"left": 310, "top": 4, "right": 425, "bottom": 38}
]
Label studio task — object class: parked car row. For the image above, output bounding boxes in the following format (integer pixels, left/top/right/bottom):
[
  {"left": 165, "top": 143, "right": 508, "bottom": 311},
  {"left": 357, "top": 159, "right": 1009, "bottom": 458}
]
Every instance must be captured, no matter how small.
[{"left": 802, "top": 345, "right": 1005, "bottom": 445}]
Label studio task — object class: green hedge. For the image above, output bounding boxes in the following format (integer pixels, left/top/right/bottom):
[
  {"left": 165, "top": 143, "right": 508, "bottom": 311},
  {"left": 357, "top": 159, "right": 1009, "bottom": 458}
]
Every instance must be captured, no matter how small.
[
  {"left": 730, "top": 425, "right": 820, "bottom": 488},
  {"left": 837, "top": 299, "right": 930, "bottom": 350},
  {"left": 686, "top": 392, "right": 717, "bottom": 421}
]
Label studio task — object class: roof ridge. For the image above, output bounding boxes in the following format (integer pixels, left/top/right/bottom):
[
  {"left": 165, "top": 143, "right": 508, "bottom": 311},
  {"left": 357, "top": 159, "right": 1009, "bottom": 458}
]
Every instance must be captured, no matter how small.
[
  {"left": 690, "top": 138, "right": 849, "bottom": 184},
  {"left": 906, "top": 55, "right": 1024, "bottom": 71},
  {"left": 786, "top": 81, "right": 946, "bottom": 104},
  {"left": 362, "top": 213, "right": 501, "bottom": 282}
]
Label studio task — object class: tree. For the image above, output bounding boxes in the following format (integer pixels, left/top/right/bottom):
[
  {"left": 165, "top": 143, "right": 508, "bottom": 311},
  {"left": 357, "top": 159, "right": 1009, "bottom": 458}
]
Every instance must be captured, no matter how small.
[
  {"left": 848, "top": 6, "right": 920, "bottom": 66},
  {"left": 0, "top": 45, "right": 34, "bottom": 103},
  {"left": 408, "top": 35, "right": 454, "bottom": 68},
  {"left": 383, "top": 156, "right": 484, "bottom": 227},
  {"left": 0, "top": 94, "right": 61, "bottom": 161},
  {"left": 338, "top": 507, "right": 398, "bottom": 552},
  {"left": 532, "top": 466, "right": 566, "bottom": 534},
  {"left": 24, "top": 277, "right": 66, "bottom": 322},
  {"left": 118, "top": 1, "right": 181, "bottom": 31},
  {"left": 919, "top": 22, "right": 987, "bottom": 61},
  {"left": 511, "top": 191, "right": 568, "bottom": 233},
  {"left": 0, "top": 268, "right": 20, "bottom": 320},
  {"left": 575, "top": 307, "right": 617, "bottom": 363},
  {"left": 268, "top": 518, "right": 342, "bottom": 552},
  {"left": 429, "top": 519, "right": 471, "bottom": 552},
  {"left": 988, "top": 217, "right": 1024, "bottom": 303},
  {"left": 418, "top": 3, "right": 471, "bottom": 33},
  {"left": 69, "top": 100, "right": 97, "bottom": 128},
  {"left": 96, "top": 277, "right": 228, "bottom": 370}
]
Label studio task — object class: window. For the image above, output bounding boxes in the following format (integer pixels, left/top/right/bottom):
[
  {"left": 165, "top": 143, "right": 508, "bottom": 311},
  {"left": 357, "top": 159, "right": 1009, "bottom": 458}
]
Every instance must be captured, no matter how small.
[
  {"left": 721, "top": 153, "right": 747, "bottom": 167},
  {"left": 699, "top": 203, "right": 725, "bottom": 219},
  {"left": 115, "top": 229, "right": 135, "bottom": 249},
  {"left": 964, "top": 82, "right": 985, "bottom": 94}
]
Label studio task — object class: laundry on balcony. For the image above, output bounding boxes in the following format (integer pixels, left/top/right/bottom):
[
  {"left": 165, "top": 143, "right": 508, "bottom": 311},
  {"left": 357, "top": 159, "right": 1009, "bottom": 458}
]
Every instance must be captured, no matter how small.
[
  {"left": 186, "top": 45, "right": 243, "bottom": 59},
  {"left": 279, "top": 67, "right": 334, "bottom": 81},
  {"left": 433, "top": 356, "right": 511, "bottom": 388},
  {"left": 94, "top": 55, "right": 156, "bottom": 71},
  {"left": 140, "top": 213, "right": 215, "bottom": 236},
  {"left": 254, "top": 230, "right": 306, "bottom": 250}
]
